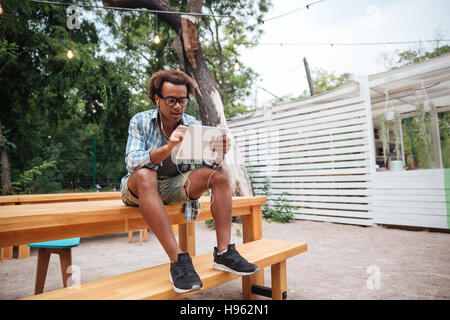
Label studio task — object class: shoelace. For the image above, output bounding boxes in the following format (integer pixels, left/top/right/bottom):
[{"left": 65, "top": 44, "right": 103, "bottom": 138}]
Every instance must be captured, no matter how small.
[
  {"left": 224, "top": 249, "right": 246, "bottom": 264},
  {"left": 178, "top": 257, "right": 196, "bottom": 275}
]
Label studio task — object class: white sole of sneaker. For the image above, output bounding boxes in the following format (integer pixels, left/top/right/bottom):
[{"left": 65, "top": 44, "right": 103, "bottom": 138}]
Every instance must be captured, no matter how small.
[
  {"left": 169, "top": 274, "right": 203, "bottom": 294},
  {"left": 213, "top": 262, "right": 259, "bottom": 276}
]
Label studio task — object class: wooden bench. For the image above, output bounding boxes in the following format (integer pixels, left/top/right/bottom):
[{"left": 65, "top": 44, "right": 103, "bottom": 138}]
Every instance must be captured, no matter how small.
[
  {"left": 0, "top": 194, "right": 308, "bottom": 299},
  {"left": 22, "top": 239, "right": 307, "bottom": 300}
]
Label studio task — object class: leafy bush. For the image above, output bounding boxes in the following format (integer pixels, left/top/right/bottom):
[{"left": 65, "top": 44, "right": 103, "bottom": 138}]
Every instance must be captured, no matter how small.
[
  {"left": 11, "top": 160, "right": 57, "bottom": 194},
  {"left": 260, "top": 177, "right": 294, "bottom": 223}
]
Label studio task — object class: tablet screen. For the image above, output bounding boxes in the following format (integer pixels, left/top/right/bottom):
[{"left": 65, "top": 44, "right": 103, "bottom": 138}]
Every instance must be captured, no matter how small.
[{"left": 172, "top": 125, "right": 228, "bottom": 163}]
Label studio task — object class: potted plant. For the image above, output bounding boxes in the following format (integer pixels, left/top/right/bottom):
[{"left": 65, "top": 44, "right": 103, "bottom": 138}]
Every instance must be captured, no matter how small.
[
  {"left": 379, "top": 112, "right": 389, "bottom": 166},
  {"left": 414, "top": 100, "right": 435, "bottom": 168},
  {"left": 389, "top": 111, "right": 403, "bottom": 171},
  {"left": 379, "top": 110, "right": 403, "bottom": 171}
]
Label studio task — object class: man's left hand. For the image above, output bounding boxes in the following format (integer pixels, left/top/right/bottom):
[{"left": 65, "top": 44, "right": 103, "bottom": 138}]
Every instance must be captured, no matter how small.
[{"left": 209, "top": 135, "right": 231, "bottom": 163}]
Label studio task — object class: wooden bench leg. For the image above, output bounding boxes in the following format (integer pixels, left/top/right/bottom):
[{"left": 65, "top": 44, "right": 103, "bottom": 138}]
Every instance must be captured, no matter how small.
[
  {"left": 271, "top": 260, "right": 287, "bottom": 300},
  {"left": 242, "top": 271, "right": 265, "bottom": 300},
  {"left": 143, "top": 229, "right": 149, "bottom": 242},
  {"left": 241, "top": 205, "right": 265, "bottom": 299},
  {"left": 18, "top": 244, "right": 30, "bottom": 259},
  {"left": 0, "top": 246, "right": 13, "bottom": 260},
  {"left": 179, "top": 222, "right": 196, "bottom": 257},
  {"left": 128, "top": 230, "right": 134, "bottom": 243}
]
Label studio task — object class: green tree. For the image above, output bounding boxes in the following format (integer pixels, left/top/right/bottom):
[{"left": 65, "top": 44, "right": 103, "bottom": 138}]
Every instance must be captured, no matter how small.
[
  {"left": 0, "top": 0, "right": 133, "bottom": 193},
  {"left": 292, "top": 68, "right": 353, "bottom": 101},
  {"left": 99, "top": 0, "right": 271, "bottom": 119}
]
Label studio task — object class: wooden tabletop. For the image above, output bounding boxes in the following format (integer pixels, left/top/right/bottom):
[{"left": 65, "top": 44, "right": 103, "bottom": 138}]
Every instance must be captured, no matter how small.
[
  {"left": 0, "top": 192, "right": 121, "bottom": 205},
  {"left": 0, "top": 196, "right": 266, "bottom": 247}
]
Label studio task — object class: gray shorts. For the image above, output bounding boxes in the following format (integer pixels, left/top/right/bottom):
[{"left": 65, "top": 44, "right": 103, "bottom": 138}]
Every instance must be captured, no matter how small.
[{"left": 120, "top": 169, "right": 199, "bottom": 206}]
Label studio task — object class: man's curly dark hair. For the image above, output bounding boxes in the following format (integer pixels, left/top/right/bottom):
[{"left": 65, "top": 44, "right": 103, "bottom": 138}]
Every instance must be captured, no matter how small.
[{"left": 148, "top": 69, "right": 197, "bottom": 105}]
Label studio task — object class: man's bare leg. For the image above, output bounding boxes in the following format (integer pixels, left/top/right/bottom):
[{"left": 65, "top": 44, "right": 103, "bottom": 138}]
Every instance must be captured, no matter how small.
[
  {"left": 127, "top": 168, "right": 182, "bottom": 263},
  {"left": 184, "top": 167, "right": 232, "bottom": 252}
]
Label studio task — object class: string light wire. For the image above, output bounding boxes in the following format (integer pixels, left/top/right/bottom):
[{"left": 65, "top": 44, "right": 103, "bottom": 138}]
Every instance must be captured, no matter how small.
[{"left": 243, "top": 39, "right": 450, "bottom": 47}]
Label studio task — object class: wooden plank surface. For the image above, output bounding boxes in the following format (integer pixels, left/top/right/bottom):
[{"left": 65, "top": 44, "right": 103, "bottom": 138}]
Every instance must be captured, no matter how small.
[
  {"left": 23, "top": 239, "right": 307, "bottom": 300},
  {"left": 0, "top": 196, "right": 266, "bottom": 247},
  {"left": 0, "top": 192, "right": 121, "bottom": 205}
]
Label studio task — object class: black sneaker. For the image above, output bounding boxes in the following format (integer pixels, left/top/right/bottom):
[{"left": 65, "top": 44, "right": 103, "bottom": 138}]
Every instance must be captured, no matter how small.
[
  {"left": 169, "top": 252, "right": 203, "bottom": 293},
  {"left": 213, "top": 244, "right": 259, "bottom": 276}
]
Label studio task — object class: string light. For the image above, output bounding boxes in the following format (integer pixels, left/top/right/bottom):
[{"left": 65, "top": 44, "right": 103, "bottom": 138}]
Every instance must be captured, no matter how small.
[
  {"left": 66, "top": 45, "right": 74, "bottom": 59},
  {"left": 153, "top": 13, "right": 160, "bottom": 44},
  {"left": 0, "top": 4, "right": 3, "bottom": 15},
  {"left": 242, "top": 39, "right": 450, "bottom": 47}
]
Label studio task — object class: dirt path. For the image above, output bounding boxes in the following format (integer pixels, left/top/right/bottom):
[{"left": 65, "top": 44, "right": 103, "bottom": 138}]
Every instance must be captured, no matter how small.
[{"left": 1, "top": 220, "right": 449, "bottom": 300}]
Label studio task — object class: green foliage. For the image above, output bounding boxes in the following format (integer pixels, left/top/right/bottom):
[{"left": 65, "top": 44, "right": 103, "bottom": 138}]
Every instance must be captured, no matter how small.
[
  {"left": 0, "top": 0, "right": 271, "bottom": 194},
  {"left": 205, "top": 219, "right": 216, "bottom": 229},
  {"left": 397, "top": 45, "right": 450, "bottom": 67},
  {"left": 439, "top": 111, "right": 450, "bottom": 169},
  {"left": 11, "top": 160, "right": 57, "bottom": 194},
  {"left": 378, "top": 112, "right": 389, "bottom": 165},
  {"left": 260, "top": 177, "right": 294, "bottom": 223},
  {"left": 376, "top": 41, "right": 449, "bottom": 71},
  {"left": 191, "top": 1, "right": 271, "bottom": 117},
  {"left": 295, "top": 68, "right": 353, "bottom": 100},
  {"left": 392, "top": 111, "right": 402, "bottom": 161}
]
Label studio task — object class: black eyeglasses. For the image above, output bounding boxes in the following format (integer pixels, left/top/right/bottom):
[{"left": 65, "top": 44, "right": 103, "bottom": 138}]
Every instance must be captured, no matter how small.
[{"left": 158, "top": 95, "right": 190, "bottom": 108}]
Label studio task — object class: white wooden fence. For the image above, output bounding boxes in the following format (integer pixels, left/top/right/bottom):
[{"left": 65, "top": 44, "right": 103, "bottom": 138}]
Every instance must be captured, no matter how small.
[
  {"left": 228, "top": 77, "right": 376, "bottom": 226},
  {"left": 373, "top": 169, "right": 450, "bottom": 229}
]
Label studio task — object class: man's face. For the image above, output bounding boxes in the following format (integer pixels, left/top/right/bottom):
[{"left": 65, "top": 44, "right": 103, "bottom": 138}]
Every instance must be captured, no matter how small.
[{"left": 155, "top": 82, "right": 188, "bottom": 123}]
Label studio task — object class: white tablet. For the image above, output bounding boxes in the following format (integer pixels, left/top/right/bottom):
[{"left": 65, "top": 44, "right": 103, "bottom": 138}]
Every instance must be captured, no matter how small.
[{"left": 172, "top": 125, "right": 228, "bottom": 163}]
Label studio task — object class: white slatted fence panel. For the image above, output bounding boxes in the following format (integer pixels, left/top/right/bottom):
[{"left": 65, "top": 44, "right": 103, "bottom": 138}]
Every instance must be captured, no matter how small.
[
  {"left": 228, "top": 77, "right": 375, "bottom": 226},
  {"left": 372, "top": 169, "right": 449, "bottom": 229}
]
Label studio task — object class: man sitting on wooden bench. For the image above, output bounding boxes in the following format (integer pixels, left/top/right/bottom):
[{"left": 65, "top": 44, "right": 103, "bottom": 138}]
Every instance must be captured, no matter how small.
[{"left": 120, "top": 69, "right": 258, "bottom": 294}]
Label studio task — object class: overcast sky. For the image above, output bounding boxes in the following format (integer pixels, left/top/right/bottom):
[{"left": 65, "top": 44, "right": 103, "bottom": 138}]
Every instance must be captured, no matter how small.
[{"left": 238, "top": 0, "right": 450, "bottom": 105}]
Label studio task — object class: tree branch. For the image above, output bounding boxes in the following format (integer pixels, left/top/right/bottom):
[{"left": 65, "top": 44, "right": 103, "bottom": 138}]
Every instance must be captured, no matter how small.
[{"left": 102, "top": 0, "right": 181, "bottom": 32}]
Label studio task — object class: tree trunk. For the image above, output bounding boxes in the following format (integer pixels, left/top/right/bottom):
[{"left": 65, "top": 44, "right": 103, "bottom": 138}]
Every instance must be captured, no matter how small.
[
  {"left": 0, "top": 120, "right": 12, "bottom": 195},
  {"left": 103, "top": 0, "right": 254, "bottom": 196}
]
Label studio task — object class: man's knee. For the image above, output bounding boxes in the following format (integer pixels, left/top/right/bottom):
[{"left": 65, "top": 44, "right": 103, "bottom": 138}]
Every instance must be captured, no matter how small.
[
  {"left": 128, "top": 168, "right": 157, "bottom": 195},
  {"left": 209, "top": 166, "right": 230, "bottom": 186}
]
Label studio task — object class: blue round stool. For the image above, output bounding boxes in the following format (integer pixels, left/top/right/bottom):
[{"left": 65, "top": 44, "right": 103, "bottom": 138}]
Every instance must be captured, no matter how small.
[{"left": 28, "top": 238, "right": 80, "bottom": 294}]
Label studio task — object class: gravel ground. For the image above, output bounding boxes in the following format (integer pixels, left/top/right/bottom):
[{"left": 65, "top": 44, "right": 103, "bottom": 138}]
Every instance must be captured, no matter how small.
[{"left": 1, "top": 219, "right": 449, "bottom": 300}]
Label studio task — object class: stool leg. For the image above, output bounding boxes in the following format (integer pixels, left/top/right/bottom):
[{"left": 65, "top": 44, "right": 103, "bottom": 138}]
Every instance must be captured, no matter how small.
[
  {"left": 58, "top": 248, "right": 72, "bottom": 288},
  {"left": 143, "top": 229, "right": 149, "bottom": 242},
  {"left": 35, "top": 248, "right": 51, "bottom": 295},
  {"left": 128, "top": 231, "right": 133, "bottom": 243},
  {"left": 271, "top": 260, "right": 287, "bottom": 300}
]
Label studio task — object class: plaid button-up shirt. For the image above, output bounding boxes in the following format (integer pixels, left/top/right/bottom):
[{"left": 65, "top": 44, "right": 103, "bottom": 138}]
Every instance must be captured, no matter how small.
[{"left": 120, "top": 108, "right": 204, "bottom": 221}]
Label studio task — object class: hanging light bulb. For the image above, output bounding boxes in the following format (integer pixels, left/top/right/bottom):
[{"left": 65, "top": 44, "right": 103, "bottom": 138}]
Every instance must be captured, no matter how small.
[
  {"left": 232, "top": 43, "right": 238, "bottom": 50},
  {"left": 204, "top": 39, "right": 210, "bottom": 46},
  {"left": 154, "top": 33, "right": 160, "bottom": 44},
  {"left": 0, "top": 4, "right": 3, "bottom": 15},
  {"left": 233, "top": 59, "right": 240, "bottom": 71},
  {"left": 153, "top": 13, "right": 160, "bottom": 44},
  {"left": 66, "top": 45, "right": 74, "bottom": 59}
]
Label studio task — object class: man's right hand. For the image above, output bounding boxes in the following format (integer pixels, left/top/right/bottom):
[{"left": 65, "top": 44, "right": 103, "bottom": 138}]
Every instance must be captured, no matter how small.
[{"left": 167, "top": 125, "right": 188, "bottom": 152}]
